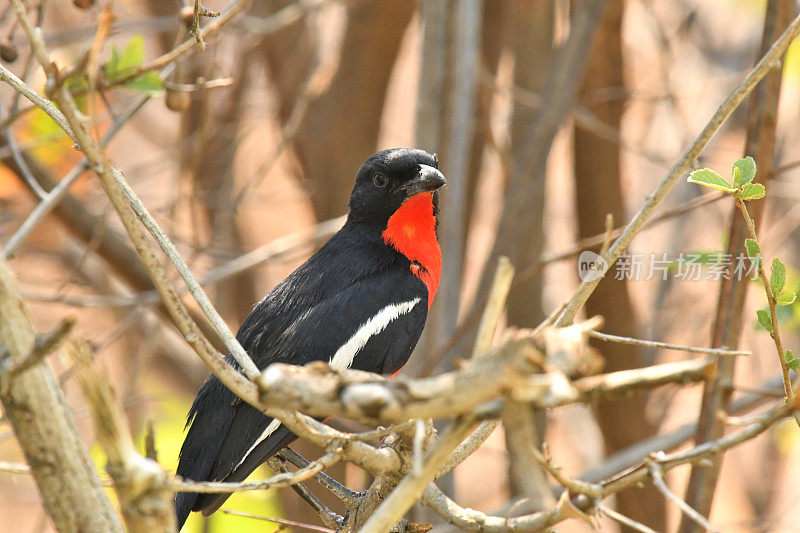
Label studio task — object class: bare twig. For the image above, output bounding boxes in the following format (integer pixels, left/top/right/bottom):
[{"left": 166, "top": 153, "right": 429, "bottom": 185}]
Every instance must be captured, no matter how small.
[
  {"left": 2, "top": 316, "right": 74, "bottom": 379},
  {"left": 649, "top": 461, "right": 720, "bottom": 533},
  {"left": 598, "top": 504, "right": 659, "bottom": 533},
  {"left": 190, "top": 0, "right": 220, "bottom": 51},
  {"left": 220, "top": 509, "right": 335, "bottom": 533},
  {"left": 278, "top": 448, "right": 360, "bottom": 506},
  {"left": 0, "top": 62, "right": 75, "bottom": 141},
  {"left": 175, "top": 450, "right": 340, "bottom": 493},
  {"left": 587, "top": 330, "right": 751, "bottom": 357},
  {"left": 70, "top": 338, "right": 175, "bottom": 533}
]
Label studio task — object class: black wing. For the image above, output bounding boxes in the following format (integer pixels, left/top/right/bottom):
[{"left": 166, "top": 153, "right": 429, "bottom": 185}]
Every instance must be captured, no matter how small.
[{"left": 174, "top": 266, "right": 426, "bottom": 527}]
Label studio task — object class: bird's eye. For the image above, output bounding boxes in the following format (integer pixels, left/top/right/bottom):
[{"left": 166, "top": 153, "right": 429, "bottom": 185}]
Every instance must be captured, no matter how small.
[{"left": 372, "top": 173, "right": 389, "bottom": 188}]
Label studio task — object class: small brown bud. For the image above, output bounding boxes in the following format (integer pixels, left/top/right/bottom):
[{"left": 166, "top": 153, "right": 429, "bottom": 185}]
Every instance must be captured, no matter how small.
[
  {"left": 0, "top": 40, "right": 18, "bottom": 63},
  {"left": 72, "top": 0, "right": 96, "bottom": 9},
  {"left": 165, "top": 89, "right": 191, "bottom": 113}
]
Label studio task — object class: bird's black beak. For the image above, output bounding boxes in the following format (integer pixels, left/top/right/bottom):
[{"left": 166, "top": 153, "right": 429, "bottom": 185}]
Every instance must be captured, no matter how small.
[{"left": 400, "top": 164, "right": 447, "bottom": 198}]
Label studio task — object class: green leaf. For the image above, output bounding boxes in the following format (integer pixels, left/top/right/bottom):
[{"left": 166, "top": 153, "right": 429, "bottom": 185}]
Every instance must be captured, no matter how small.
[
  {"left": 687, "top": 168, "right": 735, "bottom": 192},
  {"left": 744, "top": 238, "right": 760, "bottom": 258},
  {"left": 736, "top": 182, "right": 766, "bottom": 200},
  {"left": 757, "top": 309, "right": 773, "bottom": 333},
  {"left": 771, "top": 258, "right": 786, "bottom": 295},
  {"left": 732, "top": 156, "right": 756, "bottom": 186},
  {"left": 122, "top": 71, "right": 164, "bottom": 95},
  {"left": 105, "top": 35, "right": 145, "bottom": 81},
  {"left": 787, "top": 350, "right": 800, "bottom": 372},
  {"left": 119, "top": 35, "right": 145, "bottom": 72},
  {"left": 776, "top": 291, "right": 796, "bottom": 306}
]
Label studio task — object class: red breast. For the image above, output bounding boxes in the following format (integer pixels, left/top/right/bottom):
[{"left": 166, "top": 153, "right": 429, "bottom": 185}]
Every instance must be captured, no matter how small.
[{"left": 381, "top": 192, "right": 441, "bottom": 309}]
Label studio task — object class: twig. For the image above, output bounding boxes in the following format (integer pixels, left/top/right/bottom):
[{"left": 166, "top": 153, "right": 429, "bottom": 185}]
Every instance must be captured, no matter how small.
[
  {"left": 360, "top": 416, "right": 479, "bottom": 533},
  {"left": 0, "top": 62, "right": 75, "bottom": 142},
  {"left": 598, "top": 504, "right": 658, "bottom": 533},
  {"left": 0, "top": 461, "right": 31, "bottom": 475},
  {"left": 267, "top": 455, "right": 342, "bottom": 529},
  {"left": 112, "top": 168, "right": 260, "bottom": 379},
  {"left": 649, "top": 462, "right": 720, "bottom": 533},
  {"left": 554, "top": 10, "right": 800, "bottom": 327},
  {"left": 587, "top": 331, "right": 751, "bottom": 357},
  {"left": 536, "top": 444, "right": 603, "bottom": 499},
  {"left": 220, "top": 509, "right": 335, "bottom": 533},
  {"left": 175, "top": 450, "right": 340, "bottom": 493},
  {"left": 579, "top": 373, "right": 784, "bottom": 484},
  {"left": 190, "top": 0, "right": 220, "bottom": 51},
  {"left": 3, "top": 86, "right": 155, "bottom": 258},
  {"left": 277, "top": 448, "right": 360, "bottom": 506},
  {"left": 735, "top": 199, "right": 793, "bottom": 399},
  {"left": 70, "top": 338, "right": 175, "bottom": 532},
  {"left": 2, "top": 317, "right": 75, "bottom": 380}
]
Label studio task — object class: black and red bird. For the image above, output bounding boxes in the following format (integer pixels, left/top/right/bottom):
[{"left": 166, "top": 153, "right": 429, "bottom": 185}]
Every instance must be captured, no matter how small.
[{"left": 174, "top": 148, "right": 445, "bottom": 528}]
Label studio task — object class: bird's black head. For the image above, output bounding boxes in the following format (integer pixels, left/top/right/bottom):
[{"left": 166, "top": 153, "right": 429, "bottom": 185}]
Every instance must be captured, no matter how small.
[{"left": 347, "top": 148, "right": 446, "bottom": 228}]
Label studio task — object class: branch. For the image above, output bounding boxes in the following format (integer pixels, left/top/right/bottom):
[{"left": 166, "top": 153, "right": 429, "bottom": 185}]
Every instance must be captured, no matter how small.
[
  {"left": 175, "top": 450, "right": 341, "bottom": 493},
  {"left": 0, "top": 254, "right": 123, "bottom": 532},
  {"left": 735, "top": 199, "right": 793, "bottom": 399},
  {"left": 70, "top": 338, "right": 175, "bottom": 533},
  {"left": 421, "top": 403, "right": 791, "bottom": 531},
  {"left": 1, "top": 316, "right": 74, "bottom": 380},
  {"left": 649, "top": 462, "right": 720, "bottom": 533},
  {"left": 587, "top": 330, "right": 751, "bottom": 357},
  {"left": 359, "top": 416, "right": 479, "bottom": 533},
  {"left": 555, "top": 10, "right": 800, "bottom": 327}
]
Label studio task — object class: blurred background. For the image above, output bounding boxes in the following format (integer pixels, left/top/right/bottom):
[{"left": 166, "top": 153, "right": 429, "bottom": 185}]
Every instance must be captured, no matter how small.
[{"left": 1, "top": 0, "right": 800, "bottom": 531}]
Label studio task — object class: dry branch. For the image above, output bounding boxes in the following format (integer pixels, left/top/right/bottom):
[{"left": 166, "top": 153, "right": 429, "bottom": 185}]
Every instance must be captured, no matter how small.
[
  {"left": 0, "top": 255, "right": 123, "bottom": 533},
  {"left": 70, "top": 339, "right": 175, "bottom": 533}
]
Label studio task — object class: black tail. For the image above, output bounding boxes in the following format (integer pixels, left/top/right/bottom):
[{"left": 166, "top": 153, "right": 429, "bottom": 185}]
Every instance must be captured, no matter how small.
[
  {"left": 174, "top": 376, "right": 298, "bottom": 529},
  {"left": 193, "top": 424, "right": 296, "bottom": 517},
  {"left": 174, "top": 378, "right": 236, "bottom": 529}
]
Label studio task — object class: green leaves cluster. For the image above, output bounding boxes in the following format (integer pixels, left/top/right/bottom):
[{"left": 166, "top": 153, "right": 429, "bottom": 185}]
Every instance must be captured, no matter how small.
[
  {"left": 687, "top": 156, "right": 765, "bottom": 200},
  {"left": 103, "top": 36, "right": 164, "bottom": 95},
  {"left": 689, "top": 156, "right": 799, "bottom": 380}
]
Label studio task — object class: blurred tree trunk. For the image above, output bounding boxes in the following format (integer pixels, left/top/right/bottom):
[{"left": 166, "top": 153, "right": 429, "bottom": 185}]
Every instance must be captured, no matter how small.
[
  {"left": 503, "top": 0, "right": 555, "bottom": 502},
  {"left": 463, "top": 1, "right": 508, "bottom": 245},
  {"left": 409, "top": 0, "right": 507, "bottom": 380},
  {"left": 179, "top": 54, "right": 259, "bottom": 326},
  {"left": 257, "top": 0, "right": 416, "bottom": 221},
  {"left": 505, "top": 0, "right": 553, "bottom": 338},
  {"left": 414, "top": 0, "right": 481, "bottom": 365},
  {"left": 433, "top": 0, "right": 604, "bottom": 373},
  {"left": 572, "top": 1, "right": 665, "bottom": 530}
]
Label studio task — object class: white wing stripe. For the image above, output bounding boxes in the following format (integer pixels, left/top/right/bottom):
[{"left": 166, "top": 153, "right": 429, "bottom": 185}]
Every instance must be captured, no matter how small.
[
  {"left": 235, "top": 297, "right": 421, "bottom": 472},
  {"left": 235, "top": 418, "right": 281, "bottom": 471},
  {"left": 329, "top": 297, "right": 421, "bottom": 371}
]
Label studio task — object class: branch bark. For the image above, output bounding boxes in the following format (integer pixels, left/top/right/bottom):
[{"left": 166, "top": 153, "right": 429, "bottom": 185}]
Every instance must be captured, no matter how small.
[{"left": 0, "top": 255, "right": 123, "bottom": 533}]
